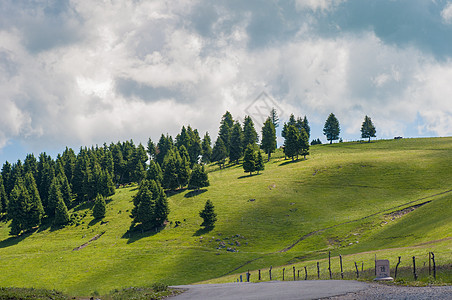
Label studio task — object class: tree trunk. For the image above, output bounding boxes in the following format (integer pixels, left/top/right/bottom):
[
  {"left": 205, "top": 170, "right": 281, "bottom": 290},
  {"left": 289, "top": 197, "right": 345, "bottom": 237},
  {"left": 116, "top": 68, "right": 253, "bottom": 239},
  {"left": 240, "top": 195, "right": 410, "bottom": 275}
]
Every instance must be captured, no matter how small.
[{"left": 267, "top": 152, "right": 271, "bottom": 162}]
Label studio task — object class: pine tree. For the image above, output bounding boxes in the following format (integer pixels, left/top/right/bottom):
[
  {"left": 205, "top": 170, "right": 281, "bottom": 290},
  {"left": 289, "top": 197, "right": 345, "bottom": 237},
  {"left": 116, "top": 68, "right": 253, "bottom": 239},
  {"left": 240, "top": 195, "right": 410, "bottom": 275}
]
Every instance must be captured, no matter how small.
[
  {"left": 323, "top": 113, "right": 340, "bottom": 144},
  {"left": 284, "top": 124, "right": 300, "bottom": 161},
  {"left": 24, "top": 172, "right": 44, "bottom": 229},
  {"left": 361, "top": 115, "right": 376, "bottom": 142},
  {"left": 243, "top": 144, "right": 256, "bottom": 175},
  {"left": 152, "top": 181, "right": 169, "bottom": 229},
  {"left": 147, "top": 138, "right": 157, "bottom": 161},
  {"left": 54, "top": 194, "right": 70, "bottom": 226},
  {"left": 212, "top": 137, "right": 227, "bottom": 169},
  {"left": 7, "top": 179, "right": 29, "bottom": 235},
  {"left": 261, "top": 117, "right": 277, "bottom": 161},
  {"left": 188, "top": 164, "right": 210, "bottom": 190},
  {"left": 93, "top": 194, "right": 106, "bottom": 219},
  {"left": 156, "top": 134, "right": 174, "bottom": 166},
  {"left": 177, "top": 146, "right": 191, "bottom": 188},
  {"left": 270, "top": 107, "right": 279, "bottom": 129},
  {"left": 199, "top": 200, "right": 217, "bottom": 228},
  {"left": 243, "top": 115, "right": 258, "bottom": 147},
  {"left": 255, "top": 151, "right": 264, "bottom": 174},
  {"left": 0, "top": 174, "right": 8, "bottom": 214},
  {"left": 218, "top": 111, "right": 234, "bottom": 154},
  {"left": 162, "top": 149, "right": 180, "bottom": 190},
  {"left": 201, "top": 132, "right": 212, "bottom": 164},
  {"left": 1, "top": 161, "right": 12, "bottom": 196},
  {"left": 229, "top": 122, "right": 244, "bottom": 164},
  {"left": 147, "top": 160, "right": 163, "bottom": 183},
  {"left": 47, "top": 178, "right": 61, "bottom": 218},
  {"left": 298, "top": 128, "right": 310, "bottom": 160}
]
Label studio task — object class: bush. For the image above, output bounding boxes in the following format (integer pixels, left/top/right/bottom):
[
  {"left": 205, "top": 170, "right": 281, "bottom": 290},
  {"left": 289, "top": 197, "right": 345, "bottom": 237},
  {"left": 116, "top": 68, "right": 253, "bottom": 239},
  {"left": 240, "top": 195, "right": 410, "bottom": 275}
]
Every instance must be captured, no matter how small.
[{"left": 152, "top": 282, "right": 168, "bottom": 292}]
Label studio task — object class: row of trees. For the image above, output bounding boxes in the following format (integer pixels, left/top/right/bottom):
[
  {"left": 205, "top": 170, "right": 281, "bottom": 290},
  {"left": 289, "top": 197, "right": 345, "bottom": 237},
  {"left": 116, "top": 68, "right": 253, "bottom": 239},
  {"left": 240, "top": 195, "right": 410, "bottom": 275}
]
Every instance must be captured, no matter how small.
[{"left": 323, "top": 113, "right": 377, "bottom": 144}]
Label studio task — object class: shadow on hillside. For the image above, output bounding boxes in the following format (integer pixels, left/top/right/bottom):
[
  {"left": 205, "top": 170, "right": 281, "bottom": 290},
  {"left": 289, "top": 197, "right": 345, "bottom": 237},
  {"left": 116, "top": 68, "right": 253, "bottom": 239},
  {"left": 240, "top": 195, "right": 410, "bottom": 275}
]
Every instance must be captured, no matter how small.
[
  {"left": 193, "top": 226, "right": 214, "bottom": 236},
  {"left": 0, "top": 230, "right": 35, "bottom": 248},
  {"left": 184, "top": 189, "right": 207, "bottom": 198},
  {"left": 121, "top": 225, "right": 162, "bottom": 244},
  {"left": 278, "top": 158, "right": 305, "bottom": 167},
  {"left": 237, "top": 173, "right": 262, "bottom": 179},
  {"left": 88, "top": 218, "right": 102, "bottom": 227},
  {"left": 165, "top": 188, "right": 187, "bottom": 197},
  {"left": 72, "top": 201, "right": 95, "bottom": 212}
]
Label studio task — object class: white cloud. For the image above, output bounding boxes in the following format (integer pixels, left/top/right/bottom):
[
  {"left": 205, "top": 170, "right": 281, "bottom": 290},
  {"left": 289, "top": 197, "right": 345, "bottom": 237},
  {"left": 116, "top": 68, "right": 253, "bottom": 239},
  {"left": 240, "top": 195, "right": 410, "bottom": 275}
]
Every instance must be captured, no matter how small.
[
  {"left": 295, "top": 0, "right": 345, "bottom": 12},
  {"left": 441, "top": 2, "right": 452, "bottom": 24}
]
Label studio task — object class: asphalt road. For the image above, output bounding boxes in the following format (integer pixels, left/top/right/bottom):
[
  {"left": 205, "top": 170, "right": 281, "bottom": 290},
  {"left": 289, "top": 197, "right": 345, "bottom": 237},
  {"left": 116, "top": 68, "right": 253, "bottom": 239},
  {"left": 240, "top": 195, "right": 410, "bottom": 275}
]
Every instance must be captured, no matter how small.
[{"left": 170, "top": 280, "right": 369, "bottom": 300}]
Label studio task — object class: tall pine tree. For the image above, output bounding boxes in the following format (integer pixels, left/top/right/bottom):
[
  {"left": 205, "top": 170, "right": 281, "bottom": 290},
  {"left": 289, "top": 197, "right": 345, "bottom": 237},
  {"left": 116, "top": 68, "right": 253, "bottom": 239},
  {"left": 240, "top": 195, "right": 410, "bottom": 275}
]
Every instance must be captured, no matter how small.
[{"left": 261, "top": 117, "right": 277, "bottom": 161}]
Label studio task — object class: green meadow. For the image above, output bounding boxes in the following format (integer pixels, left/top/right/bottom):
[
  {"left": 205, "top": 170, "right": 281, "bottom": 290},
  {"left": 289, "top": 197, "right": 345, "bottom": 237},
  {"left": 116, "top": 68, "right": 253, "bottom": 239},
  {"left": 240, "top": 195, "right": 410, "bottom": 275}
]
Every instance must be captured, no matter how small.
[{"left": 0, "top": 137, "right": 451, "bottom": 296}]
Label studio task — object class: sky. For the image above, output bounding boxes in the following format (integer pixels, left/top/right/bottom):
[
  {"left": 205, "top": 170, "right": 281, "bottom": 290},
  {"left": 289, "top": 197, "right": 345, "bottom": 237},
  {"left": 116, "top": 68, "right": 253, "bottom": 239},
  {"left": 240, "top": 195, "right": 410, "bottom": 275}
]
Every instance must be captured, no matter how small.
[{"left": 1, "top": 0, "right": 452, "bottom": 163}]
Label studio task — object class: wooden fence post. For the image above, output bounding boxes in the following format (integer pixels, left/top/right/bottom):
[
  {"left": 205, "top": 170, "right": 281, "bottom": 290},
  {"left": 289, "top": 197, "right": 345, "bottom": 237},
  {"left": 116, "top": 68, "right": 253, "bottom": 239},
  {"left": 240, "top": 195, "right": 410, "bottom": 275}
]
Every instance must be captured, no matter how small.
[
  {"left": 429, "top": 252, "right": 431, "bottom": 276},
  {"left": 328, "top": 251, "right": 332, "bottom": 279},
  {"left": 317, "top": 262, "right": 320, "bottom": 279},
  {"left": 293, "top": 266, "right": 296, "bottom": 281},
  {"left": 283, "top": 268, "right": 285, "bottom": 281},
  {"left": 258, "top": 269, "right": 261, "bottom": 281},
  {"left": 412, "top": 256, "right": 417, "bottom": 281},
  {"left": 297, "top": 269, "right": 300, "bottom": 280},
  {"left": 247, "top": 270, "right": 250, "bottom": 282},
  {"left": 269, "top": 266, "right": 272, "bottom": 280},
  {"left": 394, "top": 256, "right": 401, "bottom": 279},
  {"left": 304, "top": 266, "right": 308, "bottom": 280},
  {"left": 339, "top": 254, "right": 344, "bottom": 279},
  {"left": 354, "top": 262, "right": 359, "bottom": 278}
]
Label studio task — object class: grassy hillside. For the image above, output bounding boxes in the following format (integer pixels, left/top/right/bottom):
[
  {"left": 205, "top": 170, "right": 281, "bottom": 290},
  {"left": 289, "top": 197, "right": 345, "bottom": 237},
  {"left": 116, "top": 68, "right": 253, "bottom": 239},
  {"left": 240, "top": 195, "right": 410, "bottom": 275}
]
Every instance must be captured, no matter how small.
[{"left": 0, "top": 137, "right": 451, "bottom": 296}]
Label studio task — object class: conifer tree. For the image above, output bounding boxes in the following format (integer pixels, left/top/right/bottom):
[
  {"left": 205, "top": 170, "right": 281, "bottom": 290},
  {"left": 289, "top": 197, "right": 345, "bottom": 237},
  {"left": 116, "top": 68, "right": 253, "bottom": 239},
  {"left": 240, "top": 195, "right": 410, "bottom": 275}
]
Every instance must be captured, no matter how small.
[
  {"left": 1, "top": 161, "right": 12, "bottom": 196},
  {"left": 24, "top": 172, "right": 44, "bottom": 229},
  {"left": 47, "top": 178, "right": 61, "bottom": 218},
  {"left": 187, "top": 127, "right": 202, "bottom": 166},
  {"left": 261, "top": 117, "right": 277, "bottom": 161},
  {"left": 152, "top": 181, "right": 169, "bottom": 229},
  {"left": 229, "top": 122, "right": 244, "bottom": 164},
  {"left": 201, "top": 132, "right": 212, "bottom": 164},
  {"left": 243, "top": 144, "right": 256, "bottom": 175},
  {"left": 270, "top": 107, "right": 279, "bottom": 129},
  {"left": 93, "top": 194, "right": 106, "bottom": 219},
  {"left": 361, "top": 115, "right": 376, "bottom": 142},
  {"left": 218, "top": 111, "right": 234, "bottom": 154},
  {"left": 243, "top": 116, "right": 258, "bottom": 147},
  {"left": 54, "top": 194, "right": 70, "bottom": 226},
  {"left": 7, "top": 179, "right": 28, "bottom": 235},
  {"left": 298, "top": 128, "right": 310, "bottom": 160},
  {"left": 284, "top": 124, "right": 300, "bottom": 161},
  {"left": 147, "top": 138, "right": 157, "bottom": 161},
  {"left": 156, "top": 134, "right": 174, "bottom": 166},
  {"left": 177, "top": 146, "right": 191, "bottom": 188},
  {"left": 162, "top": 149, "right": 180, "bottom": 190},
  {"left": 323, "top": 113, "right": 340, "bottom": 144},
  {"left": 147, "top": 160, "right": 163, "bottom": 183},
  {"left": 199, "top": 199, "right": 217, "bottom": 228},
  {"left": 0, "top": 174, "right": 8, "bottom": 214},
  {"left": 255, "top": 151, "right": 264, "bottom": 174},
  {"left": 212, "top": 137, "right": 227, "bottom": 169},
  {"left": 188, "top": 164, "right": 210, "bottom": 190}
]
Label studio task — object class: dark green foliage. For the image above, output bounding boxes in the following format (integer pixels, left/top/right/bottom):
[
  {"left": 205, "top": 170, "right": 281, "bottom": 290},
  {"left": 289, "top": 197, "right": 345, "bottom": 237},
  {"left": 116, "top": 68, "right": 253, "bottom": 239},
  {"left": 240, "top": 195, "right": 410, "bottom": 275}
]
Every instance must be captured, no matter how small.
[
  {"left": 243, "top": 115, "right": 258, "bottom": 147},
  {"left": 147, "top": 138, "right": 157, "bottom": 160},
  {"left": 1, "top": 161, "right": 12, "bottom": 195},
  {"left": 283, "top": 124, "right": 300, "bottom": 161},
  {"left": 132, "top": 143, "right": 148, "bottom": 182},
  {"left": 298, "top": 128, "right": 310, "bottom": 159},
  {"left": 47, "top": 178, "right": 61, "bottom": 218},
  {"left": 162, "top": 149, "right": 180, "bottom": 190},
  {"left": 188, "top": 164, "right": 210, "bottom": 190},
  {"left": 229, "top": 122, "right": 244, "bottom": 164},
  {"left": 0, "top": 287, "right": 67, "bottom": 300},
  {"left": 131, "top": 180, "right": 169, "bottom": 230},
  {"left": 323, "top": 113, "right": 340, "bottom": 144},
  {"left": 156, "top": 134, "right": 174, "bottom": 166},
  {"left": 261, "top": 117, "right": 277, "bottom": 161},
  {"left": 361, "top": 115, "right": 377, "bottom": 142},
  {"left": 243, "top": 144, "right": 256, "bottom": 175},
  {"left": 297, "top": 116, "right": 310, "bottom": 139},
  {"left": 212, "top": 137, "right": 227, "bottom": 168},
  {"left": 201, "top": 132, "right": 212, "bottom": 163},
  {"left": 187, "top": 127, "right": 202, "bottom": 166},
  {"left": 54, "top": 193, "right": 70, "bottom": 226},
  {"left": 23, "top": 154, "right": 38, "bottom": 179},
  {"left": 9, "top": 160, "right": 24, "bottom": 195},
  {"left": 93, "top": 194, "right": 106, "bottom": 219},
  {"left": 24, "top": 172, "right": 44, "bottom": 229},
  {"left": 255, "top": 151, "right": 264, "bottom": 174},
  {"left": 177, "top": 147, "right": 191, "bottom": 188},
  {"left": 199, "top": 199, "right": 217, "bottom": 228},
  {"left": 37, "top": 153, "right": 55, "bottom": 207},
  {"left": 61, "top": 147, "right": 76, "bottom": 183},
  {"left": 311, "top": 138, "right": 322, "bottom": 145},
  {"left": 0, "top": 174, "right": 8, "bottom": 213},
  {"left": 147, "top": 160, "right": 163, "bottom": 183},
  {"left": 218, "top": 111, "right": 234, "bottom": 154},
  {"left": 270, "top": 107, "right": 279, "bottom": 128}
]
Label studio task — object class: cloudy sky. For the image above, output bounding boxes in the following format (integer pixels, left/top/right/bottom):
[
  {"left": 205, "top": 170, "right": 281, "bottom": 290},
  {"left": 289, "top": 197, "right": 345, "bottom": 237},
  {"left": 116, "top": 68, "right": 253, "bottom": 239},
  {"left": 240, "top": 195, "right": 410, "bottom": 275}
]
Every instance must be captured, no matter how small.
[{"left": 1, "top": 0, "right": 452, "bottom": 163}]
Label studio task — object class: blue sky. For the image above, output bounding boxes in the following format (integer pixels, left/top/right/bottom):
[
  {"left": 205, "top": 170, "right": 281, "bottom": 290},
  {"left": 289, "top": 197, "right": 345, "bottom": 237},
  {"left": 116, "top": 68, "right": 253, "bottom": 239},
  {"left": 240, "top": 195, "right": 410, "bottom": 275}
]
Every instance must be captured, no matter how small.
[{"left": 1, "top": 0, "right": 452, "bottom": 163}]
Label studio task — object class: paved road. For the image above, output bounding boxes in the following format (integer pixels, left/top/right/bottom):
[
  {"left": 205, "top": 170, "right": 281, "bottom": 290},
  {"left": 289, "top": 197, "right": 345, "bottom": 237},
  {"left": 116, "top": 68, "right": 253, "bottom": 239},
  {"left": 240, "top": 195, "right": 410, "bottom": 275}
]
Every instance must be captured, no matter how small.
[{"left": 170, "top": 280, "right": 369, "bottom": 300}]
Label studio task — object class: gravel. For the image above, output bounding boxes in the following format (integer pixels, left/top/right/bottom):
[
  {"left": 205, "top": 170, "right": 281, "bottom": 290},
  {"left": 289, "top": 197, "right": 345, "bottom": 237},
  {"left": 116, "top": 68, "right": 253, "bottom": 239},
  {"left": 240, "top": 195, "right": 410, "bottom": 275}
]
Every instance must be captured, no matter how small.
[{"left": 323, "top": 283, "right": 452, "bottom": 300}]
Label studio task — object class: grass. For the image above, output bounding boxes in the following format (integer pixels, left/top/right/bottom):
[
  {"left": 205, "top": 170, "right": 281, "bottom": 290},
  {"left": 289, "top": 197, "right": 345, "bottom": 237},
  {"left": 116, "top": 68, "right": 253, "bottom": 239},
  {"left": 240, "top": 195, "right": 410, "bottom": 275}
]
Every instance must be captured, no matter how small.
[{"left": 0, "top": 137, "right": 451, "bottom": 296}]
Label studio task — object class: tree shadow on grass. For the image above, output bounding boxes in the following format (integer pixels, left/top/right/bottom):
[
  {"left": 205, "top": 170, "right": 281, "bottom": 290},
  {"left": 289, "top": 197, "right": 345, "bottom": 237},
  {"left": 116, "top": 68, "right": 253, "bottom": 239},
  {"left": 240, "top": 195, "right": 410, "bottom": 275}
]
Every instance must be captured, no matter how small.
[
  {"left": 165, "top": 188, "right": 187, "bottom": 197},
  {"left": 88, "top": 218, "right": 102, "bottom": 227},
  {"left": 278, "top": 158, "right": 305, "bottom": 167},
  {"left": 122, "top": 224, "right": 163, "bottom": 244},
  {"left": 72, "top": 201, "right": 95, "bottom": 212},
  {"left": 193, "top": 226, "right": 214, "bottom": 236},
  {"left": 237, "top": 173, "right": 262, "bottom": 179},
  {"left": 184, "top": 189, "right": 207, "bottom": 198},
  {"left": 0, "top": 228, "right": 38, "bottom": 248}
]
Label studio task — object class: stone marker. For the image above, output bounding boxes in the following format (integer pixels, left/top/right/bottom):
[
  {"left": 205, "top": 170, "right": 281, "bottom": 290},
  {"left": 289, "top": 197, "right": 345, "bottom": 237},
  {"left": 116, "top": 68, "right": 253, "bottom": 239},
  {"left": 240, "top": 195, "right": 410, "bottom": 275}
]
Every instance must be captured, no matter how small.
[{"left": 374, "top": 259, "right": 393, "bottom": 281}]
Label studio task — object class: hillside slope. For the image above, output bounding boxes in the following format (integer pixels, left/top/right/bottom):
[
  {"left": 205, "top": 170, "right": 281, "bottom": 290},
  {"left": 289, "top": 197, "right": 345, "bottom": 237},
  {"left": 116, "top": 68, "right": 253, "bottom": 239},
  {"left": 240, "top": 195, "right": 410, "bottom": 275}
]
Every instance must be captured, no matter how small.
[{"left": 0, "top": 137, "right": 451, "bottom": 295}]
